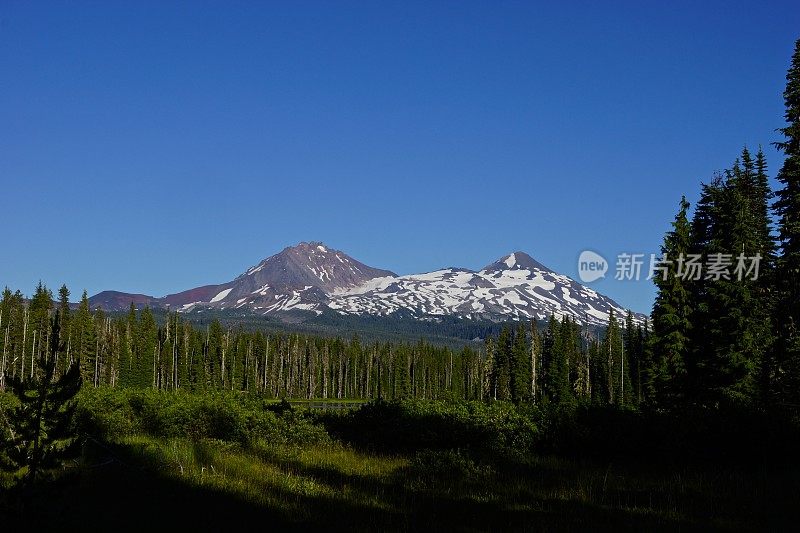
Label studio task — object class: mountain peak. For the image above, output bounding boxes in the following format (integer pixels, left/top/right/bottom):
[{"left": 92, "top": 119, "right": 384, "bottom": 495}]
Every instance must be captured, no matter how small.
[
  {"left": 230, "top": 242, "right": 396, "bottom": 296},
  {"left": 289, "top": 241, "right": 331, "bottom": 253},
  {"left": 483, "top": 251, "right": 552, "bottom": 273}
]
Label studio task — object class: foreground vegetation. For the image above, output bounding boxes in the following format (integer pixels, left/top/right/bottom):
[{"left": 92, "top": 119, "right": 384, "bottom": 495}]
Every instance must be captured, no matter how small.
[{"left": 2, "top": 388, "right": 798, "bottom": 531}]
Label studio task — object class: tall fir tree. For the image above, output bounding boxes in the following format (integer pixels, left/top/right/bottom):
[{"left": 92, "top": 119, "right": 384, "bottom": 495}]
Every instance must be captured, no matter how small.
[
  {"left": 542, "top": 315, "right": 573, "bottom": 407},
  {"left": 651, "top": 197, "right": 693, "bottom": 408},
  {"left": 623, "top": 311, "right": 638, "bottom": 406},
  {"left": 639, "top": 319, "right": 657, "bottom": 406},
  {"left": 72, "top": 290, "right": 96, "bottom": 384},
  {"left": 773, "top": 38, "right": 800, "bottom": 407},
  {"left": 56, "top": 285, "right": 71, "bottom": 375},
  {"left": 510, "top": 323, "right": 530, "bottom": 403},
  {"left": 688, "top": 150, "right": 775, "bottom": 407},
  {"left": 493, "top": 326, "right": 512, "bottom": 401},
  {"left": 601, "top": 309, "right": 626, "bottom": 405},
  {"left": 753, "top": 147, "right": 779, "bottom": 403},
  {"left": 687, "top": 177, "right": 725, "bottom": 399}
]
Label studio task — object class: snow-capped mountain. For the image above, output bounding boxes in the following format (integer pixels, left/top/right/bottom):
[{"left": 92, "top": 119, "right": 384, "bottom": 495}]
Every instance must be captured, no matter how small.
[
  {"left": 90, "top": 242, "right": 643, "bottom": 325},
  {"left": 177, "top": 242, "right": 396, "bottom": 314},
  {"left": 329, "top": 252, "right": 637, "bottom": 325}
]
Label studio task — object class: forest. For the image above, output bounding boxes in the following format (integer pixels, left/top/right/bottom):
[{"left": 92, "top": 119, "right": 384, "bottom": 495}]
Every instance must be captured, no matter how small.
[
  {"left": 0, "top": 285, "right": 644, "bottom": 405},
  {"left": 1, "top": 37, "right": 800, "bottom": 532}
]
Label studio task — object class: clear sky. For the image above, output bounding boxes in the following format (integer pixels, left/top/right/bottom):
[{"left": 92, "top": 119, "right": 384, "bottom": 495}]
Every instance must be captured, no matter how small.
[{"left": 2, "top": 1, "right": 798, "bottom": 313}]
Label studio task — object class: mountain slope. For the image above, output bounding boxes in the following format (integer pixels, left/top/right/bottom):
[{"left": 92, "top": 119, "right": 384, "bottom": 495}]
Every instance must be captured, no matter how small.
[
  {"left": 89, "top": 243, "right": 643, "bottom": 325},
  {"left": 176, "top": 242, "right": 397, "bottom": 313},
  {"left": 329, "top": 252, "right": 634, "bottom": 325}
]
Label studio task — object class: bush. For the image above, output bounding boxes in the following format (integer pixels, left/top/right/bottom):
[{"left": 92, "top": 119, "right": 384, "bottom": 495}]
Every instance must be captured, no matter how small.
[
  {"left": 320, "top": 398, "right": 539, "bottom": 455},
  {"left": 75, "top": 388, "right": 136, "bottom": 441},
  {"left": 75, "top": 388, "right": 330, "bottom": 447},
  {"left": 404, "top": 448, "right": 493, "bottom": 490}
]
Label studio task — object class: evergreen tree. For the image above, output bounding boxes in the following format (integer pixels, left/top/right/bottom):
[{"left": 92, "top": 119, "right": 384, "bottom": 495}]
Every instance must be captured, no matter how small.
[
  {"left": 623, "top": 311, "right": 638, "bottom": 406},
  {"left": 714, "top": 152, "right": 772, "bottom": 406},
  {"left": 0, "top": 310, "right": 82, "bottom": 486},
  {"left": 138, "top": 308, "right": 158, "bottom": 389},
  {"left": 559, "top": 316, "right": 579, "bottom": 399},
  {"left": 687, "top": 150, "right": 775, "bottom": 407},
  {"left": 588, "top": 337, "right": 604, "bottom": 405},
  {"left": 493, "top": 327, "right": 512, "bottom": 401},
  {"left": 752, "top": 148, "right": 778, "bottom": 403},
  {"left": 601, "top": 309, "right": 626, "bottom": 405},
  {"left": 754, "top": 148, "right": 777, "bottom": 264},
  {"left": 773, "top": 38, "right": 800, "bottom": 407},
  {"left": 543, "top": 316, "right": 572, "bottom": 407},
  {"left": 56, "top": 285, "right": 71, "bottom": 375},
  {"left": 509, "top": 323, "right": 529, "bottom": 403},
  {"left": 639, "top": 319, "right": 657, "bottom": 406},
  {"left": 686, "top": 177, "right": 725, "bottom": 398},
  {"left": 57, "top": 285, "right": 70, "bottom": 323},
  {"left": 72, "top": 290, "right": 96, "bottom": 384},
  {"left": 26, "top": 283, "right": 53, "bottom": 381},
  {"left": 651, "top": 197, "right": 692, "bottom": 408}
]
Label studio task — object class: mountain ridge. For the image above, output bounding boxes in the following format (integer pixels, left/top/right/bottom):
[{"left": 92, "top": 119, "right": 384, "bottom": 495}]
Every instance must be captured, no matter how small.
[{"left": 89, "top": 242, "right": 645, "bottom": 325}]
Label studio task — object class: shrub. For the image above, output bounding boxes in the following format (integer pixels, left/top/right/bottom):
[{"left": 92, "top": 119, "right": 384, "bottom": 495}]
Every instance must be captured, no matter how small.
[
  {"left": 75, "top": 388, "right": 330, "bottom": 447},
  {"left": 404, "top": 448, "right": 493, "bottom": 490},
  {"left": 320, "top": 398, "right": 539, "bottom": 455}
]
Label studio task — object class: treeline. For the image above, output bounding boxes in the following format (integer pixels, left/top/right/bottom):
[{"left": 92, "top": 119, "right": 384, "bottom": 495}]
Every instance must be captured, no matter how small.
[
  {"left": 0, "top": 286, "right": 488, "bottom": 400},
  {"left": 0, "top": 282, "right": 640, "bottom": 405}
]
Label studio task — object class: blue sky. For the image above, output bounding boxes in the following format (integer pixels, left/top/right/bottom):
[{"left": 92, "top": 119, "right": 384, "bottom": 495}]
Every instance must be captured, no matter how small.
[{"left": 1, "top": 1, "right": 798, "bottom": 313}]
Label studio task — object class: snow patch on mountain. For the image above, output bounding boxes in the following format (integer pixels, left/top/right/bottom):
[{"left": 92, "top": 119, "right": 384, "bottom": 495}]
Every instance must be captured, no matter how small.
[
  {"left": 326, "top": 256, "right": 641, "bottom": 326},
  {"left": 210, "top": 288, "right": 232, "bottom": 303}
]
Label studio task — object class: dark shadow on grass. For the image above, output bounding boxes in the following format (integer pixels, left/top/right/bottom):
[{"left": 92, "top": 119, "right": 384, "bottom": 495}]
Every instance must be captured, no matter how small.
[
  {"left": 3, "top": 434, "right": 793, "bottom": 532},
  {"left": 253, "top": 444, "right": 708, "bottom": 532}
]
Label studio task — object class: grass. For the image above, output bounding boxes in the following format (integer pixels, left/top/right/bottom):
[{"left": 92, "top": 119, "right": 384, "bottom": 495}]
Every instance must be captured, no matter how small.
[
  {"left": 2, "top": 390, "right": 797, "bottom": 531},
  {"left": 3, "top": 434, "right": 792, "bottom": 531}
]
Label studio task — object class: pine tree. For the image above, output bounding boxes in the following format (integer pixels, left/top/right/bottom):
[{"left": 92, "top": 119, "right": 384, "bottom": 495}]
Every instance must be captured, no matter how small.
[
  {"left": 688, "top": 150, "right": 775, "bottom": 407},
  {"left": 0, "top": 310, "right": 82, "bottom": 486},
  {"left": 686, "top": 177, "right": 724, "bottom": 398},
  {"left": 543, "top": 316, "right": 573, "bottom": 407},
  {"left": 773, "top": 38, "right": 800, "bottom": 407},
  {"left": 639, "top": 319, "right": 657, "bottom": 406},
  {"left": 493, "top": 327, "right": 512, "bottom": 401},
  {"left": 754, "top": 148, "right": 777, "bottom": 264},
  {"left": 754, "top": 148, "right": 778, "bottom": 403},
  {"left": 510, "top": 323, "right": 529, "bottom": 403},
  {"left": 138, "top": 307, "right": 158, "bottom": 389},
  {"left": 56, "top": 285, "right": 71, "bottom": 375},
  {"left": 651, "top": 197, "right": 693, "bottom": 408},
  {"left": 588, "top": 337, "right": 604, "bottom": 405},
  {"left": 72, "top": 290, "right": 96, "bottom": 384},
  {"left": 26, "top": 283, "right": 53, "bottom": 381},
  {"left": 600, "top": 309, "right": 626, "bottom": 405}
]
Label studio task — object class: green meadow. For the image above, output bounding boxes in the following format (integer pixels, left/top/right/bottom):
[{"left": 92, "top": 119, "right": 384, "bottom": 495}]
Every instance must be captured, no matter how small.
[{"left": 2, "top": 389, "right": 796, "bottom": 531}]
